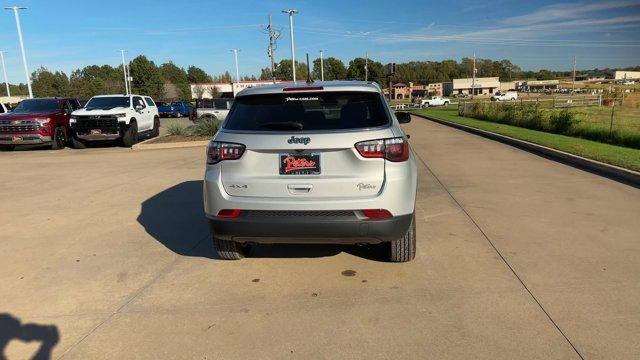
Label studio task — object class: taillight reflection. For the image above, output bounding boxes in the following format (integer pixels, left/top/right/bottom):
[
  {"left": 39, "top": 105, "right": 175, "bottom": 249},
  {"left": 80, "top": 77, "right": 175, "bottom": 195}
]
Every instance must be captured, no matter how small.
[
  {"left": 207, "top": 141, "right": 245, "bottom": 164},
  {"left": 355, "top": 137, "right": 409, "bottom": 162}
]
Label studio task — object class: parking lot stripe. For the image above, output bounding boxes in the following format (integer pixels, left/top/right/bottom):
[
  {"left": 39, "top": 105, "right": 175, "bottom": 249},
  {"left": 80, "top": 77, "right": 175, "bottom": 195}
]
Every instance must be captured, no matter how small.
[{"left": 413, "top": 150, "right": 585, "bottom": 360}]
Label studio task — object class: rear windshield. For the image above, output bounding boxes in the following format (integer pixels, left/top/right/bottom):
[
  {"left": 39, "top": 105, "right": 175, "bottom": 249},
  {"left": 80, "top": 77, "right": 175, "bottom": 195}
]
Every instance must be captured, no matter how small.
[{"left": 224, "top": 92, "right": 390, "bottom": 131}]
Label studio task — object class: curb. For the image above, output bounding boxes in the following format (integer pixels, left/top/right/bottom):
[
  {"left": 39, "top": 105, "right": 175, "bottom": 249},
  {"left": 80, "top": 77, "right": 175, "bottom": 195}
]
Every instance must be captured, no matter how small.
[
  {"left": 132, "top": 136, "right": 209, "bottom": 150},
  {"left": 411, "top": 113, "right": 640, "bottom": 188}
]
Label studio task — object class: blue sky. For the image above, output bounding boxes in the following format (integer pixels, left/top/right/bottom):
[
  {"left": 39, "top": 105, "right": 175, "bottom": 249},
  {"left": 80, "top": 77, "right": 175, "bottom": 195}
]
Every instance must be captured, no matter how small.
[{"left": 0, "top": 0, "right": 638, "bottom": 83}]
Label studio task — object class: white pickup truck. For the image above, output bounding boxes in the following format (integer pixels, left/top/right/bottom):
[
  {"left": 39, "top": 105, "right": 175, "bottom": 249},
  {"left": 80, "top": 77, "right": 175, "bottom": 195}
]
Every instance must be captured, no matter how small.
[
  {"left": 420, "top": 96, "right": 450, "bottom": 107},
  {"left": 491, "top": 90, "right": 518, "bottom": 101},
  {"left": 70, "top": 94, "right": 159, "bottom": 147}
]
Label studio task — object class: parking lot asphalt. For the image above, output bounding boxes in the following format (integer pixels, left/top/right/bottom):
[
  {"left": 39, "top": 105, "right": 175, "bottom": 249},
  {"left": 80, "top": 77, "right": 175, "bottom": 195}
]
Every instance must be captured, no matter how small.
[{"left": 1, "top": 116, "right": 638, "bottom": 359}]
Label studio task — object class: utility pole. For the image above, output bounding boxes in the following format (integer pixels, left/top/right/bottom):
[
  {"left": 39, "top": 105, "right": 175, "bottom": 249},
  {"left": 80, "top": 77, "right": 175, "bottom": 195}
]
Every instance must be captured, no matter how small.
[
  {"left": 231, "top": 49, "right": 240, "bottom": 82},
  {"left": 572, "top": 56, "right": 576, "bottom": 95},
  {"left": 365, "top": 52, "right": 369, "bottom": 81},
  {"left": 5, "top": 6, "right": 32, "bottom": 98},
  {"left": 0, "top": 51, "right": 10, "bottom": 97},
  {"left": 266, "top": 14, "right": 280, "bottom": 84},
  {"left": 282, "top": 9, "right": 298, "bottom": 82},
  {"left": 119, "top": 50, "right": 129, "bottom": 95},
  {"left": 319, "top": 49, "right": 325, "bottom": 81},
  {"left": 471, "top": 52, "right": 476, "bottom": 100}
]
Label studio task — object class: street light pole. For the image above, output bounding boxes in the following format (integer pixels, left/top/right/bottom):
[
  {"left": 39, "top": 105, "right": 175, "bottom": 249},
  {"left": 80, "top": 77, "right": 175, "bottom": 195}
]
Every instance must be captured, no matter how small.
[
  {"left": 282, "top": 9, "right": 298, "bottom": 83},
  {"left": 0, "top": 51, "right": 10, "bottom": 97},
  {"left": 5, "top": 6, "right": 32, "bottom": 98},
  {"left": 119, "top": 50, "right": 129, "bottom": 95},
  {"left": 319, "top": 49, "right": 325, "bottom": 81},
  {"left": 231, "top": 49, "right": 240, "bottom": 82}
]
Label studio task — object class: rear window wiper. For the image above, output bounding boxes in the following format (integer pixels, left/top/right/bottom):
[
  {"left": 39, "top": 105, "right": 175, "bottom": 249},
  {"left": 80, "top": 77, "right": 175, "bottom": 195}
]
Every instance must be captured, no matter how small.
[{"left": 258, "top": 121, "right": 303, "bottom": 130}]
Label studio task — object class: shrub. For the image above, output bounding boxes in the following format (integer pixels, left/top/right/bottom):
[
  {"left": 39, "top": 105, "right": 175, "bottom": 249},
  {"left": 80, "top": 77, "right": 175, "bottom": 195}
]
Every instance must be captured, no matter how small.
[
  {"left": 190, "top": 116, "right": 220, "bottom": 137},
  {"left": 549, "top": 109, "right": 575, "bottom": 133},
  {"left": 166, "top": 122, "right": 190, "bottom": 136}
]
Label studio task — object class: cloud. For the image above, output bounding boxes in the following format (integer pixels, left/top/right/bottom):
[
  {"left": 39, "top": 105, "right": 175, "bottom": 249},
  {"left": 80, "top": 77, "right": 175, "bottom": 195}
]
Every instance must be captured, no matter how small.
[{"left": 501, "top": 0, "right": 640, "bottom": 25}]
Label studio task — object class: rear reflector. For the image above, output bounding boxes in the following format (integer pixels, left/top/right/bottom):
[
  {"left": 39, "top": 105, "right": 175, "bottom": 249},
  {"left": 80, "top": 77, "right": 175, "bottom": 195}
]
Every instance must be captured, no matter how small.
[
  {"left": 217, "top": 209, "right": 242, "bottom": 218},
  {"left": 362, "top": 209, "right": 392, "bottom": 219},
  {"left": 282, "top": 86, "right": 324, "bottom": 92}
]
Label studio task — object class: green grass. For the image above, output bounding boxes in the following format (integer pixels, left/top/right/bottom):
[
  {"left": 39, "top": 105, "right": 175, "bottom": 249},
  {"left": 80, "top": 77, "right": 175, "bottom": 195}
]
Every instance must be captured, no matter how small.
[{"left": 411, "top": 107, "right": 640, "bottom": 172}]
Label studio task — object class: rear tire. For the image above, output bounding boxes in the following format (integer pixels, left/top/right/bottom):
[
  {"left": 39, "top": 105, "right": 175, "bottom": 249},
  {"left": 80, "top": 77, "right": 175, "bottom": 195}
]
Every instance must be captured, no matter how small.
[
  {"left": 51, "top": 126, "right": 66, "bottom": 150},
  {"left": 389, "top": 213, "right": 416, "bottom": 262},
  {"left": 213, "top": 237, "right": 247, "bottom": 260},
  {"left": 121, "top": 121, "right": 138, "bottom": 147}
]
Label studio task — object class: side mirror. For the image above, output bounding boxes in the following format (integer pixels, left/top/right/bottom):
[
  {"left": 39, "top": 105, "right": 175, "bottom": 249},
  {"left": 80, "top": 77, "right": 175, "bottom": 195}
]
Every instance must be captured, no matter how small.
[
  {"left": 396, "top": 111, "right": 411, "bottom": 124},
  {"left": 135, "top": 105, "right": 143, "bottom": 111}
]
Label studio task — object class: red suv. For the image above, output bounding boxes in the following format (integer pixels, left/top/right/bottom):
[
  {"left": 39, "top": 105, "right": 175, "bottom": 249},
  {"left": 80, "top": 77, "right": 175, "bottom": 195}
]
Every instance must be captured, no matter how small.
[{"left": 0, "top": 98, "right": 81, "bottom": 150}]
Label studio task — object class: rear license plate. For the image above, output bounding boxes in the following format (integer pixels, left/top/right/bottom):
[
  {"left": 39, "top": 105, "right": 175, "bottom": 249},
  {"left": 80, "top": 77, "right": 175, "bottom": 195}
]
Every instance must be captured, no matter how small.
[
  {"left": 12, "top": 136, "right": 23, "bottom": 142},
  {"left": 90, "top": 129, "right": 102, "bottom": 135},
  {"left": 279, "top": 153, "right": 321, "bottom": 175}
]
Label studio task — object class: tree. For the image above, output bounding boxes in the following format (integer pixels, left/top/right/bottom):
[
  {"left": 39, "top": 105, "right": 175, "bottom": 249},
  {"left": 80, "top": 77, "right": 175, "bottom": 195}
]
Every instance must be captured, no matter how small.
[
  {"left": 187, "top": 65, "right": 212, "bottom": 83},
  {"left": 259, "top": 67, "right": 272, "bottom": 81},
  {"left": 212, "top": 71, "right": 232, "bottom": 83},
  {"left": 192, "top": 84, "right": 207, "bottom": 99},
  {"left": 128, "top": 55, "right": 163, "bottom": 99},
  {"left": 273, "top": 59, "right": 308, "bottom": 81},
  {"left": 312, "top": 57, "right": 347, "bottom": 80},
  {"left": 32, "top": 68, "right": 70, "bottom": 97},
  {"left": 159, "top": 62, "right": 190, "bottom": 100},
  {"left": 206, "top": 85, "right": 220, "bottom": 98},
  {"left": 346, "top": 58, "right": 384, "bottom": 84}
]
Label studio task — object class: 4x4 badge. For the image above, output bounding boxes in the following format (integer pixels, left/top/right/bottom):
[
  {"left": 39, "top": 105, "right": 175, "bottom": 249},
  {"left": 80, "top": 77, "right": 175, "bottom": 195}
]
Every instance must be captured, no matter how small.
[{"left": 287, "top": 136, "right": 310, "bottom": 145}]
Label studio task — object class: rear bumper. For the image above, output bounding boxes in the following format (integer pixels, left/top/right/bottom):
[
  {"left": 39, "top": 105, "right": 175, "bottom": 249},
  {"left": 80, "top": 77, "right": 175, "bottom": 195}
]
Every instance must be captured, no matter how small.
[
  {"left": 0, "top": 133, "right": 51, "bottom": 145},
  {"left": 208, "top": 212, "right": 413, "bottom": 244}
]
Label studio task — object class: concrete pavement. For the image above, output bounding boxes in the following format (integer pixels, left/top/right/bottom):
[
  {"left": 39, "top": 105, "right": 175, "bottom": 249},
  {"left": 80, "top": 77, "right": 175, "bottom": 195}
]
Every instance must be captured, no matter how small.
[{"left": 0, "top": 116, "right": 638, "bottom": 359}]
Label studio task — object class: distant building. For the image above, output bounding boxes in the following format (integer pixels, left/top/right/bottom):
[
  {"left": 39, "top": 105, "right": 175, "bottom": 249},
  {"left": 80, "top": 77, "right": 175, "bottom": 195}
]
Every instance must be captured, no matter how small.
[
  {"left": 452, "top": 77, "right": 500, "bottom": 96},
  {"left": 523, "top": 80, "right": 559, "bottom": 91},
  {"left": 614, "top": 71, "right": 640, "bottom": 80},
  {"left": 388, "top": 82, "right": 429, "bottom": 99},
  {"left": 0, "top": 95, "right": 28, "bottom": 105},
  {"left": 499, "top": 81, "right": 518, "bottom": 91},
  {"left": 427, "top": 83, "right": 443, "bottom": 96},
  {"left": 190, "top": 80, "right": 289, "bottom": 99}
]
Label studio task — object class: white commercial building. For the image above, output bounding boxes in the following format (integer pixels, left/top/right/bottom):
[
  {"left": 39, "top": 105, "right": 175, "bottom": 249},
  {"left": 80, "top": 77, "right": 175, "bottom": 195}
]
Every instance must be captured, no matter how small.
[
  {"left": 614, "top": 71, "right": 640, "bottom": 80},
  {"left": 452, "top": 77, "right": 500, "bottom": 96},
  {"left": 190, "top": 80, "right": 291, "bottom": 99}
]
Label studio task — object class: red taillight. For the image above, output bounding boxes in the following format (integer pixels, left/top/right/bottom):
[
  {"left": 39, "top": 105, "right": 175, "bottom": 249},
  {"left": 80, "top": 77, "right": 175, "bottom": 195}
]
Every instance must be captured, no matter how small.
[
  {"left": 362, "top": 209, "right": 392, "bottom": 219},
  {"left": 217, "top": 209, "right": 242, "bottom": 218},
  {"left": 207, "top": 141, "right": 245, "bottom": 164},
  {"left": 355, "top": 137, "right": 409, "bottom": 162}
]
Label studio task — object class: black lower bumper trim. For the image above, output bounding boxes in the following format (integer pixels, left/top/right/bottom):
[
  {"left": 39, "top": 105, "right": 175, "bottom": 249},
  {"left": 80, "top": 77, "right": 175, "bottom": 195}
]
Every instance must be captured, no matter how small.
[{"left": 208, "top": 212, "right": 414, "bottom": 244}]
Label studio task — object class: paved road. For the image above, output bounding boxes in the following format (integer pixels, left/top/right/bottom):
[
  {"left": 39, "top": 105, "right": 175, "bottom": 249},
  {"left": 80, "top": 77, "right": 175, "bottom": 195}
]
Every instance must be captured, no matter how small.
[{"left": 0, "top": 116, "right": 638, "bottom": 359}]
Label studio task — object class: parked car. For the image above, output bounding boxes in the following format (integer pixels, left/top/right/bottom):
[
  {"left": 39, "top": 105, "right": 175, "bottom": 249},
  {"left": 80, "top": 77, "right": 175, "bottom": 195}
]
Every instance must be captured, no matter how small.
[
  {"left": 0, "top": 97, "right": 81, "bottom": 150},
  {"left": 420, "top": 96, "right": 450, "bottom": 107},
  {"left": 158, "top": 101, "right": 192, "bottom": 118},
  {"left": 70, "top": 94, "right": 159, "bottom": 148},
  {"left": 204, "top": 81, "right": 418, "bottom": 262},
  {"left": 193, "top": 98, "right": 233, "bottom": 121},
  {"left": 491, "top": 90, "right": 518, "bottom": 101}
]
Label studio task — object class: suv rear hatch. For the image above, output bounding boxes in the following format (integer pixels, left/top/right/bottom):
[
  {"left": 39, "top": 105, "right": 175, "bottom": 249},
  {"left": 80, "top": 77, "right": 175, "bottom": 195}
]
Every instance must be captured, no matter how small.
[{"left": 215, "top": 90, "right": 396, "bottom": 199}]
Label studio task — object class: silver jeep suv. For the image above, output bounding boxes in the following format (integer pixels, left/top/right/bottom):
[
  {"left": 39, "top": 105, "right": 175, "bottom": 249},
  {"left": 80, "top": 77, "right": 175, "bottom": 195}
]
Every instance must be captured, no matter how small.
[{"left": 203, "top": 81, "right": 417, "bottom": 262}]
